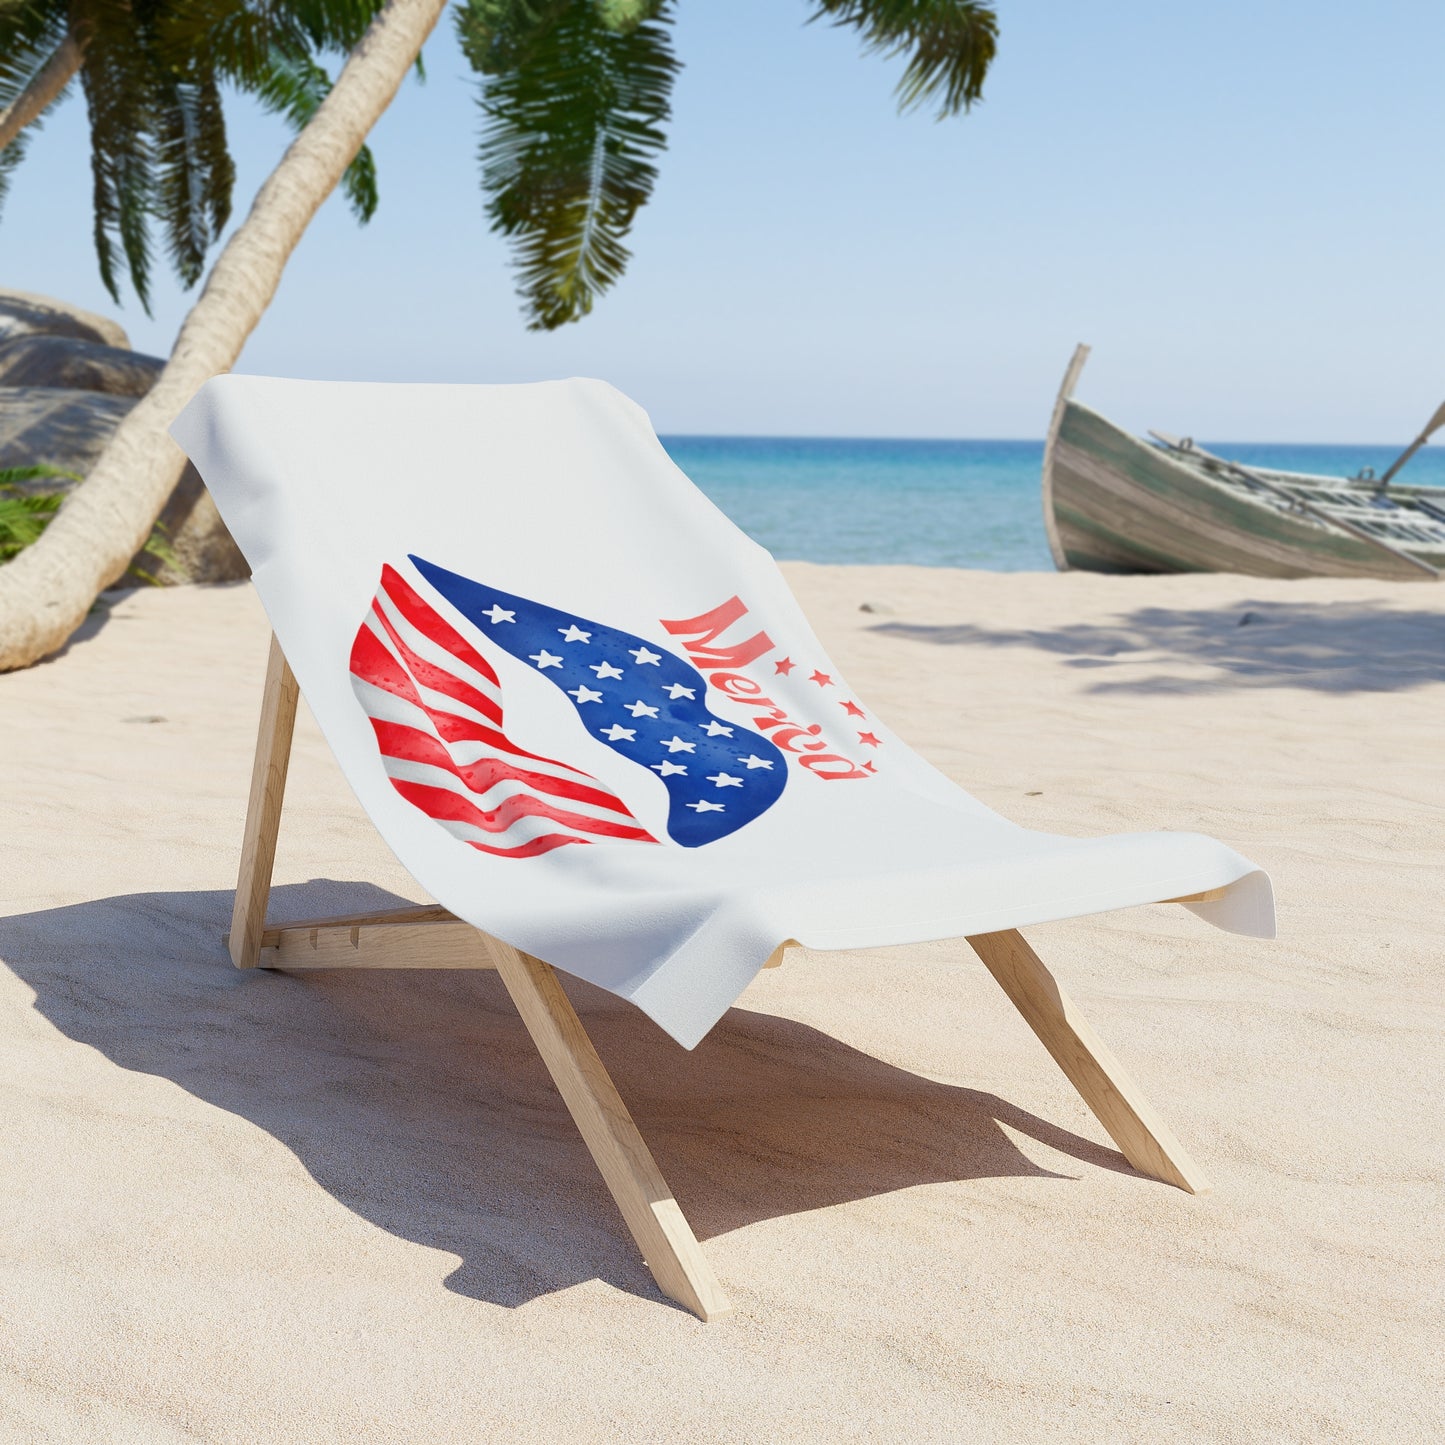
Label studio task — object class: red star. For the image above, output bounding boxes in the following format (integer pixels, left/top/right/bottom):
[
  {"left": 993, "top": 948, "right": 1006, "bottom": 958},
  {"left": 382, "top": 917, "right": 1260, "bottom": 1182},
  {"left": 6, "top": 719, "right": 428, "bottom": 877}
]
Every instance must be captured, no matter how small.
[
  {"left": 774, "top": 657, "right": 795, "bottom": 675},
  {"left": 840, "top": 700, "right": 866, "bottom": 718},
  {"left": 809, "top": 670, "right": 833, "bottom": 687},
  {"left": 858, "top": 731, "right": 881, "bottom": 748}
]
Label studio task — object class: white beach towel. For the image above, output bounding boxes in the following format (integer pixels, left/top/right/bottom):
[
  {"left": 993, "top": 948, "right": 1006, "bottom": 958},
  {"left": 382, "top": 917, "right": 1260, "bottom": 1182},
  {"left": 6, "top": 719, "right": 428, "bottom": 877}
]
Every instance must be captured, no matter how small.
[{"left": 172, "top": 375, "right": 1274, "bottom": 1048}]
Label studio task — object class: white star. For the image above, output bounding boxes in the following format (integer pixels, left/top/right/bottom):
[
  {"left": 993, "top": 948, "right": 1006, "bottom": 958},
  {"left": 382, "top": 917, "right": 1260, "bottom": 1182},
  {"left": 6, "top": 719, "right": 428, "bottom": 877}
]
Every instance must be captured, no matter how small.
[
  {"left": 558, "top": 624, "right": 592, "bottom": 643},
  {"left": 686, "top": 800, "right": 725, "bottom": 813},
  {"left": 590, "top": 661, "right": 624, "bottom": 680},
  {"left": 660, "top": 736, "right": 696, "bottom": 754},
  {"left": 737, "top": 754, "right": 774, "bottom": 770},
  {"left": 600, "top": 724, "right": 636, "bottom": 742},
  {"left": 707, "top": 772, "right": 743, "bottom": 788},
  {"left": 482, "top": 605, "right": 515, "bottom": 624},
  {"left": 625, "top": 700, "right": 659, "bottom": 718},
  {"left": 568, "top": 685, "right": 603, "bottom": 704},
  {"left": 529, "top": 650, "right": 564, "bottom": 669},
  {"left": 629, "top": 646, "right": 662, "bottom": 666},
  {"left": 700, "top": 720, "right": 733, "bottom": 737},
  {"left": 662, "top": 683, "right": 695, "bottom": 699},
  {"left": 651, "top": 760, "right": 688, "bottom": 777}
]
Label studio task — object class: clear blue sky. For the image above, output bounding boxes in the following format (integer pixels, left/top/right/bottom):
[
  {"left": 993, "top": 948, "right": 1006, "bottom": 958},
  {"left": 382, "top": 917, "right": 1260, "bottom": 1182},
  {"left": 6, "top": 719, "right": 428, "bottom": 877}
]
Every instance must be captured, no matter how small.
[{"left": 6, "top": 1, "right": 1443, "bottom": 440}]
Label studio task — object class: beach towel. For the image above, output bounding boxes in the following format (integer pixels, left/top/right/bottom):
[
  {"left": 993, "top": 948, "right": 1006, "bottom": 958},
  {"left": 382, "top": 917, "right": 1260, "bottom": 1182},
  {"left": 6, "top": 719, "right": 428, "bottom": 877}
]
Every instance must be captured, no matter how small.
[{"left": 171, "top": 375, "right": 1273, "bottom": 1049}]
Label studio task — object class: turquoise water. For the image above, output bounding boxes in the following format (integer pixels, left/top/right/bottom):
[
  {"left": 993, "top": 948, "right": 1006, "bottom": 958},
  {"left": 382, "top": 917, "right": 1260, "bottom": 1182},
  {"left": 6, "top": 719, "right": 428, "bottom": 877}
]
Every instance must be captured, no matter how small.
[{"left": 660, "top": 435, "right": 1445, "bottom": 571}]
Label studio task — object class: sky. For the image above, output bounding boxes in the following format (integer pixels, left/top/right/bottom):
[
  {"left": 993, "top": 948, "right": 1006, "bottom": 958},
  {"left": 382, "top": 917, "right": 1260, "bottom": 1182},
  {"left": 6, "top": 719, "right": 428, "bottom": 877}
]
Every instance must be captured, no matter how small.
[{"left": 5, "top": 0, "right": 1443, "bottom": 441}]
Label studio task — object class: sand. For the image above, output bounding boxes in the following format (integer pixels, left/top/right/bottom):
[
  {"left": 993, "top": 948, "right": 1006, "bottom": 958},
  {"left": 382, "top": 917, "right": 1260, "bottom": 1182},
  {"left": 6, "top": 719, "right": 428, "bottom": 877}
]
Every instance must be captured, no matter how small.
[{"left": 1, "top": 565, "right": 1441, "bottom": 1443}]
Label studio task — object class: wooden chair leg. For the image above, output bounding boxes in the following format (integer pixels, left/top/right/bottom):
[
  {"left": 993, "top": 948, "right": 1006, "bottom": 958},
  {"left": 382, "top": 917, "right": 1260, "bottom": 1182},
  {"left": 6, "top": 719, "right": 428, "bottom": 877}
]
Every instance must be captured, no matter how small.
[
  {"left": 487, "top": 939, "right": 732, "bottom": 1321},
  {"left": 967, "top": 929, "right": 1211, "bottom": 1194},
  {"left": 230, "top": 633, "right": 299, "bottom": 969}
]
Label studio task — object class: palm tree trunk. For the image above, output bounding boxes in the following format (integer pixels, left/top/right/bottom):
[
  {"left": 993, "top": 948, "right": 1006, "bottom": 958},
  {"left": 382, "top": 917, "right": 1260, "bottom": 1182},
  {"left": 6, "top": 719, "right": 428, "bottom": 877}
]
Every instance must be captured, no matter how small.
[
  {"left": 0, "top": 0, "right": 448, "bottom": 671},
  {"left": 0, "top": 32, "right": 83, "bottom": 153}
]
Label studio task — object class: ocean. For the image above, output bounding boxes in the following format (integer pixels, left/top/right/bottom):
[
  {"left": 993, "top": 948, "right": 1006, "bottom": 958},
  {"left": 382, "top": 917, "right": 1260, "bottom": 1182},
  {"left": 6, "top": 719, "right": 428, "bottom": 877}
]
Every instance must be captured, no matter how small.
[{"left": 659, "top": 436, "right": 1445, "bottom": 571}]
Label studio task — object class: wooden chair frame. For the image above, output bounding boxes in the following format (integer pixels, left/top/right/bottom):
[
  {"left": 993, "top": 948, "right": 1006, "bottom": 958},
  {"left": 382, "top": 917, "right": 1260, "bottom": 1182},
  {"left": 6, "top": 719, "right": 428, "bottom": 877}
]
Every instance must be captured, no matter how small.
[{"left": 227, "top": 633, "right": 1217, "bottom": 1321}]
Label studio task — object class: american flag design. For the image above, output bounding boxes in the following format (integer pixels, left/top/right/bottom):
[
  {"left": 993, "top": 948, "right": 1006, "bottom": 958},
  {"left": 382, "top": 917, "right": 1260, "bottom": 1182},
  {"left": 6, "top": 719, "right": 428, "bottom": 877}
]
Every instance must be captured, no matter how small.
[{"left": 348, "top": 557, "right": 788, "bottom": 860}]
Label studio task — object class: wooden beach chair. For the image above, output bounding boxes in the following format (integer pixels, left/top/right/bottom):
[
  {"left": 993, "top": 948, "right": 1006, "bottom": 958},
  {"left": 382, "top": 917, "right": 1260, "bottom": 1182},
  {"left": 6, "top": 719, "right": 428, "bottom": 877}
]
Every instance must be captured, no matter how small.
[{"left": 174, "top": 375, "right": 1274, "bottom": 1322}]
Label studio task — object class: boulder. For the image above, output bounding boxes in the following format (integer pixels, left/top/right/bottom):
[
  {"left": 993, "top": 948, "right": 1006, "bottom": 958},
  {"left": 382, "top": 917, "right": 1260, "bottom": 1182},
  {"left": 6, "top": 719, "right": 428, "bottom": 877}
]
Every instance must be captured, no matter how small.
[
  {"left": 0, "top": 334, "right": 164, "bottom": 397},
  {"left": 121, "top": 461, "right": 251, "bottom": 588},
  {"left": 0, "top": 389, "right": 249, "bottom": 586},
  {"left": 0, "top": 386, "right": 136, "bottom": 481},
  {"left": 0, "top": 290, "right": 249, "bottom": 585},
  {"left": 0, "top": 287, "right": 130, "bottom": 350}
]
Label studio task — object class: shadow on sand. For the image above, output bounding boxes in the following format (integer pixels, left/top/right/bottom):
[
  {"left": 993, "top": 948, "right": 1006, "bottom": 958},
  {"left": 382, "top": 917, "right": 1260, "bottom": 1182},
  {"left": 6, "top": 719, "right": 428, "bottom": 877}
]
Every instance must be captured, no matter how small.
[
  {"left": 0, "top": 880, "right": 1130, "bottom": 1313},
  {"left": 874, "top": 599, "right": 1445, "bottom": 695}
]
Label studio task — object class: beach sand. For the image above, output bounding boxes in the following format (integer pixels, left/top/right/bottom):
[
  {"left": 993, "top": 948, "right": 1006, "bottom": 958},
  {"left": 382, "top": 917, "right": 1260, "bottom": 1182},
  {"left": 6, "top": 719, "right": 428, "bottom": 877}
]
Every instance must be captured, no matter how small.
[{"left": 2, "top": 566, "right": 1441, "bottom": 1442}]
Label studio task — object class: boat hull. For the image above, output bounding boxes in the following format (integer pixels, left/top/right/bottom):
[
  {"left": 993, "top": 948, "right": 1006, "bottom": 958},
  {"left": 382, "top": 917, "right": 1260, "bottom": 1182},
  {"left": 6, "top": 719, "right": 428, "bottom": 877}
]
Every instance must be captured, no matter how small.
[{"left": 1047, "top": 401, "right": 1441, "bottom": 581}]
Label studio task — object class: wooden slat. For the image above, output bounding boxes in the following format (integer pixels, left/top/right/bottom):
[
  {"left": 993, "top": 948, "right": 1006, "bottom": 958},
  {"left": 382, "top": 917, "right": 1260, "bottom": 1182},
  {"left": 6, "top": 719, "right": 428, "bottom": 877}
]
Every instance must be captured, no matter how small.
[
  {"left": 261, "top": 919, "right": 495, "bottom": 971},
  {"left": 762, "top": 938, "right": 797, "bottom": 969},
  {"left": 486, "top": 939, "right": 732, "bottom": 1321},
  {"left": 229, "top": 634, "right": 300, "bottom": 969},
  {"left": 246, "top": 903, "right": 457, "bottom": 944},
  {"left": 967, "top": 929, "right": 1210, "bottom": 1194},
  {"left": 1164, "top": 887, "right": 1228, "bottom": 905}
]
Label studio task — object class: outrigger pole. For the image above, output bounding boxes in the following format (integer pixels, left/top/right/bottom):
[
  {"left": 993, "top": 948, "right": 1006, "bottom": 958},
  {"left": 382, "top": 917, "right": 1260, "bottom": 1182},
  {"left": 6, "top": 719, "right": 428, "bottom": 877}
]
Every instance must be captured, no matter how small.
[{"left": 1378, "top": 396, "right": 1445, "bottom": 488}]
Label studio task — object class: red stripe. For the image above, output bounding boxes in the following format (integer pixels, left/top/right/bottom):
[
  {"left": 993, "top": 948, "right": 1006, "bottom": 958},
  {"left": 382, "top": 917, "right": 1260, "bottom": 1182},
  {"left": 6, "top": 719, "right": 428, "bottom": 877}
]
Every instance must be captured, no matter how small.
[
  {"left": 369, "top": 601, "right": 504, "bottom": 727},
  {"left": 370, "top": 718, "right": 638, "bottom": 816},
  {"left": 467, "top": 833, "right": 587, "bottom": 859},
  {"left": 424, "top": 710, "right": 569, "bottom": 766},
  {"left": 389, "top": 778, "right": 656, "bottom": 842},
  {"left": 351, "top": 620, "right": 595, "bottom": 776},
  {"left": 354, "top": 639, "right": 593, "bottom": 775},
  {"left": 351, "top": 566, "right": 660, "bottom": 856},
  {"left": 350, "top": 622, "right": 424, "bottom": 708},
  {"left": 380, "top": 565, "right": 500, "bottom": 685}
]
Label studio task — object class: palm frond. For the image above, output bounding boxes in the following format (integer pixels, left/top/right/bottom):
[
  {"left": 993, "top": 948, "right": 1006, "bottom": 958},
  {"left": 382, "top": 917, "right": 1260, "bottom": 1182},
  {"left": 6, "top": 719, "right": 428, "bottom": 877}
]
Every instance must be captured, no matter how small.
[
  {"left": 0, "top": 3, "right": 70, "bottom": 101},
  {"left": 459, "top": 0, "right": 569, "bottom": 72},
  {"left": 0, "top": 463, "right": 84, "bottom": 486},
  {"left": 127, "top": 517, "right": 182, "bottom": 582},
  {"left": 152, "top": 69, "right": 235, "bottom": 287},
  {"left": 156, "top": 0, "right": 381, "bottom": 225},
  {"left": 76, "top": 0, "right": 159, "bottom": 309},
  {"left": 246, "top": 47, "right": 379, "bottom": 223},
  {"left": 810, "top": 0, "right": 998, "bottom": 118},
  {"left": 595, "top": 1, "right": 667, "bottom": 32},
  {"left": 159, "top": 0, "right": 310, "bottom": 84},
  {"left": 0, "top": 481, "right": 64, "bottom": 563},
  {"left": 458, "top": 0, "right": 680, "bottom": 330},
  {"left": 0, "top": 117, "right": 31, "bottom": 218},
  {"left": 0, "top": 4, "right": 73, "bottom": 223},
  {"left": 0, "top": 474, "right": 176, "bottom": 575},
  {"left": 1, "top": 0, "right": 395, "bottom": 306},
  {"left": 284, "top": 0, "right": 388, "bottom": 53}
]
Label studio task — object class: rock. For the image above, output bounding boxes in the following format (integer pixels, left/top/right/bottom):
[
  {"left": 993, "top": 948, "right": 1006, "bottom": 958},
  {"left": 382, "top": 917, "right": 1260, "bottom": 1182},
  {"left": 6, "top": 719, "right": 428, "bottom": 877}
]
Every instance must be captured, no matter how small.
[
  {"left": 0, "top": 386, "right": 136, "bottom": 481},
  {"left": 0, "top": 287, "right": 247, "bottom": 586},
  {"left": 120, "top": 462, "right": 250, "bottom": 588},
  {"left": 0, "top": 390, "right": 248, "bottom": 586},
  {"left": 0, "top": 287, "right": 130, "bottom": 350},
  {"left": 0, "top": 334, "right": 163, "bottom": 397},
  {"left": 859, "top": 601, "right": 895, "bottom": 615}
]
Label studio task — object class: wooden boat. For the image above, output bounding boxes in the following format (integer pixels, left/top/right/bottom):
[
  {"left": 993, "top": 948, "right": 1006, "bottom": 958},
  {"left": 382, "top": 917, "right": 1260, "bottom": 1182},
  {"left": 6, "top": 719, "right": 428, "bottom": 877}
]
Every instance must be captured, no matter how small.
[{"left": 1041, "top": 345, "right": 1445, "bottom": 580}]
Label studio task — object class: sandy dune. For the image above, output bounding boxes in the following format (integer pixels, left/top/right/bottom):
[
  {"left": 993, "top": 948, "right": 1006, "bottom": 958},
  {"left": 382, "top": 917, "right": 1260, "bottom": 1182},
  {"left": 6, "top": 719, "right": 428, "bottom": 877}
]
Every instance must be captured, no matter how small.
[{"left": 2, "top": 566, "right": 1441, "bottom": 1442}]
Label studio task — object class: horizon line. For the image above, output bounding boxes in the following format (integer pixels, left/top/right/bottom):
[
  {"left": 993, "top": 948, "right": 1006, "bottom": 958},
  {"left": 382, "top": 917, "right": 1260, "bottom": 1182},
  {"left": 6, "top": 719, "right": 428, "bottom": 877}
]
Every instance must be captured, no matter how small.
[{"left": 656, "top": 432, "right": 1425, "bottom": 450}]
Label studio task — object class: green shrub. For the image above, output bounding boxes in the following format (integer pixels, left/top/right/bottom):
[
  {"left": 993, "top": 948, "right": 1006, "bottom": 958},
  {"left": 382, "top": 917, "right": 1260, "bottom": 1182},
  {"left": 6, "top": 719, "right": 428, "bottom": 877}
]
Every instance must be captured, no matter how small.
[{"left": 0, "top": 465, "right": 179, "bottom": 580}]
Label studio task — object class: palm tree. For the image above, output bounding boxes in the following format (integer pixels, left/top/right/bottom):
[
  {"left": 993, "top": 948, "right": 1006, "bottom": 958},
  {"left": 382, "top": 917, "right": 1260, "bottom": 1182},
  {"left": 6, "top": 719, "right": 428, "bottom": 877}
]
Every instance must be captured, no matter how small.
[
  {"left": 0, "top": 0, "right": 387, "bottom": 309},
  {"left": 0, "top": 0, "right": 998, "bottom": 671}
]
